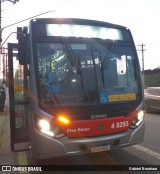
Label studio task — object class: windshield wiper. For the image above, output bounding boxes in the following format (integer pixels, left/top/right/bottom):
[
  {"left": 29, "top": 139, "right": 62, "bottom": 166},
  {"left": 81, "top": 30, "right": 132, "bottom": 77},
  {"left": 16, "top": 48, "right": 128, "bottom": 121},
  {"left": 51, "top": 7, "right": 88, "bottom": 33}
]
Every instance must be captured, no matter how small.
[
  {"left": 101, "top": 40, "right": 117, "bottom": 69},
  {"left": 61, "top": 37, "right": 80, "bottom": 70},
  {"left": 61, "top": 37, "right": 87, "bottom": 96},
  {"left": 100, "top": 40, "right": 117, "bottom": 88}
]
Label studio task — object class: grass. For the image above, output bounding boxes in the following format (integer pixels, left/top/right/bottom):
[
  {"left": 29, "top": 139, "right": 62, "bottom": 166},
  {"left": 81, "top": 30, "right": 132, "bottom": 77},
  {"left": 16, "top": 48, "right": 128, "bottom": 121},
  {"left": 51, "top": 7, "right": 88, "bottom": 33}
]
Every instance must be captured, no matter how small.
[{"left": 144, "top": 73, "right": 160, "bottom": 87}]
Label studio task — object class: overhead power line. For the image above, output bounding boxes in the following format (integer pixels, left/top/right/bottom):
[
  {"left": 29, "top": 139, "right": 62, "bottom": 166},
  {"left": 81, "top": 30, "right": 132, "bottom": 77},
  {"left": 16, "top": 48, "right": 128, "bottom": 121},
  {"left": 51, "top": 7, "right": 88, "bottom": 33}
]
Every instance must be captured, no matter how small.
[
  {"left": 0, "top": 0, "right": 20, "bottom": 42},
  {"left": 1, "top": 0, "right": 19, "bottom": 4}
]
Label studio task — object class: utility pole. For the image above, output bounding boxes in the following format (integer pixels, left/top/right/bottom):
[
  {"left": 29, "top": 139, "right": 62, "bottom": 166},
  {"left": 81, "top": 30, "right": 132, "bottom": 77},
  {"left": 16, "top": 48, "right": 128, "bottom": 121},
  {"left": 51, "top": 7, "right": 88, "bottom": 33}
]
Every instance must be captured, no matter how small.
[{"left": 138, "top": 43, "right": 145, "bottom": 87}]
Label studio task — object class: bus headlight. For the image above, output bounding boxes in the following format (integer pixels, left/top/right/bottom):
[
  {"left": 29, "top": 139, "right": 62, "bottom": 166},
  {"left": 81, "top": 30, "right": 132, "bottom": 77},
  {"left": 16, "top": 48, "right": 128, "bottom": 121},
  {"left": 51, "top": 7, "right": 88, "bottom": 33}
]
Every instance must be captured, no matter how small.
[
  {"left": 39, "top": 119, "right": 50, "bottom": 130},
  {"left": 38, "top": 119, "right": 54, "bottom": 137},
  {"left": 137, "top": 110, "right": 144, "bottom": 121},
  {"left": 37, "top": 118, "right": 65, "bottom": 138},
  {"left": 130, "top": 110, "right": 144, "bottom": 129}
]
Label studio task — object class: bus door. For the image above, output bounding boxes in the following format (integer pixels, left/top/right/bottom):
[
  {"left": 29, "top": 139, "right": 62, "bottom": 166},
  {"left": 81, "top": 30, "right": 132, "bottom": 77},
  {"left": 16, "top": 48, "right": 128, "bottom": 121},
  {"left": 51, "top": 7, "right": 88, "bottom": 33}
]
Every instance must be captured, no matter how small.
[{"left": 8, "top": 43, "right": 29, "bottom": 151}]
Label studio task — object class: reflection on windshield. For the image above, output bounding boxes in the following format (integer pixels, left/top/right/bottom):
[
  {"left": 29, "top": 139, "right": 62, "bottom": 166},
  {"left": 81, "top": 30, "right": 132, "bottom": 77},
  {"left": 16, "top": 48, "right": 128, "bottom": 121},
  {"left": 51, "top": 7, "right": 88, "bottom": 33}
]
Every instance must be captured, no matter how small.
[{"left": 36, "top": 40, "right": 138, "bottom": 106}]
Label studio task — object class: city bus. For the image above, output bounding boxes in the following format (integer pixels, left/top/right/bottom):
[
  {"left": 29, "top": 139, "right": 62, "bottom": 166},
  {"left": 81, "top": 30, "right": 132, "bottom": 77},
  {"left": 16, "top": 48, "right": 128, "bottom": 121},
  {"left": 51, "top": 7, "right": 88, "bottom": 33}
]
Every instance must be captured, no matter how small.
[{"left": 8, "top": 18, "right": 145, "bottom": 160}]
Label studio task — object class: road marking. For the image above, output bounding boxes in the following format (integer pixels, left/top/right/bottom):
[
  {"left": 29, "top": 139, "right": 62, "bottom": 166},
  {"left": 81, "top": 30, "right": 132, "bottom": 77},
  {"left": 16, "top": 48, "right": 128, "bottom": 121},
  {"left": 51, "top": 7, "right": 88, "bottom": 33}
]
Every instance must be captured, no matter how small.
[
  {"left": 18, "top": 151, "right": 29, "bottom": 174},
  {"left": 134, "top": 145, "right": 160, "bottom": 160}
]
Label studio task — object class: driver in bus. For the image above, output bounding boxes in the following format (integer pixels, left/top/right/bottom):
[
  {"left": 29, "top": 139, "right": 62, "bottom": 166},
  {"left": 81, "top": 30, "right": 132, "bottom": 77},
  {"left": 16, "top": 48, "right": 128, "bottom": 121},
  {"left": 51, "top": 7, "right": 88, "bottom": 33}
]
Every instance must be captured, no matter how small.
[{"left": 43, "top": 66, "right": 59, "bottom": 98}]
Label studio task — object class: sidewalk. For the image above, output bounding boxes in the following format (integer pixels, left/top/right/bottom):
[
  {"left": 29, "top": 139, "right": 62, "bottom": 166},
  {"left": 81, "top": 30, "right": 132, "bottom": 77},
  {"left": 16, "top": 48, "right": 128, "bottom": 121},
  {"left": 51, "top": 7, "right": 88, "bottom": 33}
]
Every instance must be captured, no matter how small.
[
  {"left": 0, "top": 92, "right": 11, "bottom": 156},
  {"left": 0, "top": 112, "right": 5, "bottom": 136}
]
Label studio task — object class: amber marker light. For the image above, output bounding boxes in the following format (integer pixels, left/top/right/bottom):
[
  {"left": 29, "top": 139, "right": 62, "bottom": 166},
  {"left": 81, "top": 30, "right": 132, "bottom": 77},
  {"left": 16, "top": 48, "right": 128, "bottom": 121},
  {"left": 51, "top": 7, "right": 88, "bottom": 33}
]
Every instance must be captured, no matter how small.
[{"left": 58, "top": 115, "right": 70, "bottom": 125}]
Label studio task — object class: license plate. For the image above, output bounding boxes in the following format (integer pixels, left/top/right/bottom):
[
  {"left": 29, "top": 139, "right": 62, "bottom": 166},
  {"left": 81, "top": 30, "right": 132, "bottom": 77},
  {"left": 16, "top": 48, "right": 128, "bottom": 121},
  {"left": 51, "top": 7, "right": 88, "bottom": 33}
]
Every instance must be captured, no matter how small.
[{"left": 91, "top": 145, "right": 110, "bottom": 153}]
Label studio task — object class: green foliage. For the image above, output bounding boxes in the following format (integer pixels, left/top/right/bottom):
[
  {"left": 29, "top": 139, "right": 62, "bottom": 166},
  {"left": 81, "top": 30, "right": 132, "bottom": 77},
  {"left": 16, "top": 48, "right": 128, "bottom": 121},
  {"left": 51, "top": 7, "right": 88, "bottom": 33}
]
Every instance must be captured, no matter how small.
[{"left": 144, "top": 73, "right": 160, "bottom": 87}]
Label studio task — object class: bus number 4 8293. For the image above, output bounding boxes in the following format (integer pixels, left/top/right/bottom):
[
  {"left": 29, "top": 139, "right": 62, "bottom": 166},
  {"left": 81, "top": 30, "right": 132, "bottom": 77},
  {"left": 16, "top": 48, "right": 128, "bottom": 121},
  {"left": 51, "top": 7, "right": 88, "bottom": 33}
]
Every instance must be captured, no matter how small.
[{"left": 111, "top": 121, "right": 129, "bottom": 129}]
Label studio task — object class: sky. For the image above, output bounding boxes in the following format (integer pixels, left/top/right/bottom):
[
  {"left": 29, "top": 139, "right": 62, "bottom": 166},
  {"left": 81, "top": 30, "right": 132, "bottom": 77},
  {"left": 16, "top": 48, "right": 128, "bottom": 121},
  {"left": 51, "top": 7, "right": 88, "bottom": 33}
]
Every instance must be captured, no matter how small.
[{"left": 1, "top": 0, "right": 160, "bottom": 70}]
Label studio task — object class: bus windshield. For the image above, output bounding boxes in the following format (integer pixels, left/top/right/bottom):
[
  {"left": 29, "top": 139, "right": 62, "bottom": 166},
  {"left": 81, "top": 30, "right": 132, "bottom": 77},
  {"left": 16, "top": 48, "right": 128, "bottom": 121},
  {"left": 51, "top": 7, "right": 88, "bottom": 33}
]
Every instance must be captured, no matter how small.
[{"left": 36, "top": 38, "right": 138, "bottom": 106}]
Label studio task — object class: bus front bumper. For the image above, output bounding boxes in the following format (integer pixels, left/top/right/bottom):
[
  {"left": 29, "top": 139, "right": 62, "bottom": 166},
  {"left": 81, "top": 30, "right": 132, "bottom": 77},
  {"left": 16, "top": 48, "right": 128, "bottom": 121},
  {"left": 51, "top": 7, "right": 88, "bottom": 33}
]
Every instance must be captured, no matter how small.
[{"left": 30, "top": 121, "right": 145, "bottom": 159}]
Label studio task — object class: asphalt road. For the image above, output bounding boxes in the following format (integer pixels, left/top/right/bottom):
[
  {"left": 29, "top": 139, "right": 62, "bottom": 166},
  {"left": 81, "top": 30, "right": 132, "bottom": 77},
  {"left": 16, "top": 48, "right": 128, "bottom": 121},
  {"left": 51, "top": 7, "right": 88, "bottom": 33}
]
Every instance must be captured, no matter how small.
[{"left": 140, "top": 112, "right": 160, "bottom": 154}]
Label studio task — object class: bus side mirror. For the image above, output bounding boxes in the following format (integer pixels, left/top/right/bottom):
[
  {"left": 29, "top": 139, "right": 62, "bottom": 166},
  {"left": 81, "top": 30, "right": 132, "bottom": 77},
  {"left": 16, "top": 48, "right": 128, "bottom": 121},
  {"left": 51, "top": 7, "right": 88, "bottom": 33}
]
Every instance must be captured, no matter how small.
[{"left": 17, "top": 27, "right": 30, "bottom": 65}]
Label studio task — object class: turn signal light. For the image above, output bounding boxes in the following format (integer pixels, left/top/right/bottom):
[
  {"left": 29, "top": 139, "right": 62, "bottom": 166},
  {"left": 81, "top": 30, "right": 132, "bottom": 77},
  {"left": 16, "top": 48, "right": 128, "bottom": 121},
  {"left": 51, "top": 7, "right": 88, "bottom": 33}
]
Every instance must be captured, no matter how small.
[{"left": 58, "top": 115, "right": 70, "bottom": 125}]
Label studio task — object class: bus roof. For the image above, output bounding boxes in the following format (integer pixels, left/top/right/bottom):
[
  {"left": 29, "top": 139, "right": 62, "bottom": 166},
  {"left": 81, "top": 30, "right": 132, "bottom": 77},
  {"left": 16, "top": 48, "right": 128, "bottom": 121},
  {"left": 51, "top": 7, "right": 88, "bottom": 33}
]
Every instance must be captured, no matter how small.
[{"left": 30, "top": 18, "right": 129, "bottom": 30}]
